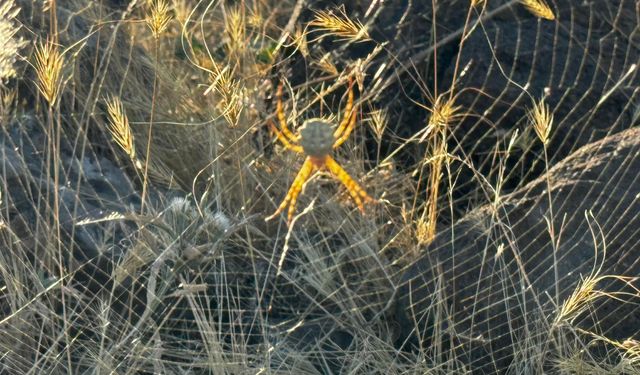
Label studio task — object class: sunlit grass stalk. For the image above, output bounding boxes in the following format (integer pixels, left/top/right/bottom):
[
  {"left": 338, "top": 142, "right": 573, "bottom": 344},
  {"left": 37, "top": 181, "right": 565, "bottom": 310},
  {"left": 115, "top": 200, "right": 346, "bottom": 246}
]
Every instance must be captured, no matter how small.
[
  {"left": 529, "top": 98, "right": 557, "bottom": 303},
  {"left": 35, "top": 32, "right": 73, "bottom": 372},
  {"left": 416, "top": 94, "right": 460, "bottom": 245},
  {"left": 140, "top": 40, "right": 158, "bottom": 214},
  {"left": 413, "top": 0, "right": 474, "bottom": 245},
  {"left": 418, "top": 135, "right": 445, "bottom": 245},
  {"left": 141, "top": 0, "right": 172, "bottom": 214},
  {"left": 447, "top": 0, "right": 476, "bottom": 101}
]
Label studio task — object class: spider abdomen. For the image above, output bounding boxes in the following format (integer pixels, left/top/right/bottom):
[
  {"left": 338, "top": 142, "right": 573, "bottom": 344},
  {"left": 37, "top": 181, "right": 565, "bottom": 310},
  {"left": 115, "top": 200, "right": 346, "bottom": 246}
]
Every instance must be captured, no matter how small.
[{"left": 299, "top": 119, "right": 335, "bottom": 158}]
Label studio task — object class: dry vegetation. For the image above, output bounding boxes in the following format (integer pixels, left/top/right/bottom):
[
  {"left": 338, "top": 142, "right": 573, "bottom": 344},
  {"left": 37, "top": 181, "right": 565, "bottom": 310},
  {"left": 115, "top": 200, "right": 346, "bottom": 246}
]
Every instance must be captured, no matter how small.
[{"left": 0, "top": 0, "right": 638, "bottom": 374}]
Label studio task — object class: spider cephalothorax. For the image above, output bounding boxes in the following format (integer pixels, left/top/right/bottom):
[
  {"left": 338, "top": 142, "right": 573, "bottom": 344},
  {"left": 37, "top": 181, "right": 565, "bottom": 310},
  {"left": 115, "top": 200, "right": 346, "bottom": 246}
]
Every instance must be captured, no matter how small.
[{"left": 265, "top": 77, "right": 373, "bottom": 223}]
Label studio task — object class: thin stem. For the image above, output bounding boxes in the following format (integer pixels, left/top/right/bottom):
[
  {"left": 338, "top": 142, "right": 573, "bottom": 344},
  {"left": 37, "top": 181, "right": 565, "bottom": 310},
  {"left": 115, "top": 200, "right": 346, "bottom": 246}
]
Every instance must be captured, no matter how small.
[
  {"left": 48, "top": 101, "right": 72, "bottom": 374},
  {"left": 448, "top": 4, "right": 475, "bottom": 100},
  {"left": 543, "top": 145, "right": 558, "bottom": 306},
  {"left": 141, "top": 37, "right": 160, "bottom": 214}
]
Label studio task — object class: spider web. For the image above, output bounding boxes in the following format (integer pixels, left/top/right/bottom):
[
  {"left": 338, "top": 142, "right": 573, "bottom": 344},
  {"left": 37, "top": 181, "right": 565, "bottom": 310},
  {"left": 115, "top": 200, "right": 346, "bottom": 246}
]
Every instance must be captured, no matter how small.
[
  {"left": 0, "top": 0, "right": 638, "bottom": 374},
  {"left": 396, "top": 0, "right": 640, "bottom": 372}
]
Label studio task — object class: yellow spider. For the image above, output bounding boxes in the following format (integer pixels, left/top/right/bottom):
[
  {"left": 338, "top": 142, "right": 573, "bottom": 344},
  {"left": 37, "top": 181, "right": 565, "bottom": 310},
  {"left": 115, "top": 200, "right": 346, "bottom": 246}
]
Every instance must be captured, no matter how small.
[{"left": 265, "top": 77, "right": 373, "bottom": 223}]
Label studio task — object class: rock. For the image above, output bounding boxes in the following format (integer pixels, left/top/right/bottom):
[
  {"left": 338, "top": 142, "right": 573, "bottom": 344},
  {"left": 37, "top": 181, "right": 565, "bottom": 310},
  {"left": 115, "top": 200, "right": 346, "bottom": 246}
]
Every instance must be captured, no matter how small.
[
  {"left": 396, "top": 126, "right": 640, "bottom": 373},
  {"left": 0, "top": 114, "right": 140, "bottom": 286}
]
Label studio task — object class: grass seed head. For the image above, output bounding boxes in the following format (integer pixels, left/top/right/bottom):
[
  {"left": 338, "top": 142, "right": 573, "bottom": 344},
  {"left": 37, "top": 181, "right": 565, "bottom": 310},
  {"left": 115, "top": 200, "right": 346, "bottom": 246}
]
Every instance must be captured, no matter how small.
[
  {"left": 106, "top": 96, "right": 142, "bottom": 169},
  {"left": 419, "top": 93, "right": 460, "bottom": 143},
  {"left": 294, "top": 27, "right": 309, "bottom": 57},
  {"left": 172, "top": 0, "right": 190, "bottom": 26},
  {"left": 146, "top": 0, "right": 172, "bottom": 38},
  {"left": 224, "top": 5, "right": 246, "bottom": 57},
  {"left": 555, "top": 274, "right": 639, "bottom": 326},
  {"left": 0, "top": 86, "right": 16, "bottom": 123},
  {"left": 313, "top": 53, "right": 339, "bottom": 76},
  {"left": 205, "top": 63, "right": 243, "bottom": 127},
  {"left": 368, "top": 108, "right": 388, "bottom": 142},
  {"left": 0, "top": 0, "right": 25, "bottom": 84},
  {"left": 529, "top": 98, "right": 554, "bottom": 145},
  {"left": 520, "top": 0, "right": 555, "bottom": 20},
  {"left": 34, "top": 39, "right": 64, "bottom": 106},
  {"left": 415, "top": 217, "right": 433, "bottom": 246},
  {"left": 309, "top": 6, "right": 370, "bottom": 42}
]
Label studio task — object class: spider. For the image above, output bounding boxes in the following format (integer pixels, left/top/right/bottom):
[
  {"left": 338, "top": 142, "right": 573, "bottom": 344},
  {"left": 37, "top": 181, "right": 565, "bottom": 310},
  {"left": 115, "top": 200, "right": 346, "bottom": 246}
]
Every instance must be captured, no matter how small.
[{"left": 265, "top": 77, "right": 373, "bottom": 223}]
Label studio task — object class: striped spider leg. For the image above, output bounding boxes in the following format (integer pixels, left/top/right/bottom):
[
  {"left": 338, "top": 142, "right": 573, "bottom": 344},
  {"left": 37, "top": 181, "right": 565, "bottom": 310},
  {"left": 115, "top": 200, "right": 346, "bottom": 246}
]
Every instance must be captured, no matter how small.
[{"left": 266, "top": 78, "right": 373, "bottom": 224}]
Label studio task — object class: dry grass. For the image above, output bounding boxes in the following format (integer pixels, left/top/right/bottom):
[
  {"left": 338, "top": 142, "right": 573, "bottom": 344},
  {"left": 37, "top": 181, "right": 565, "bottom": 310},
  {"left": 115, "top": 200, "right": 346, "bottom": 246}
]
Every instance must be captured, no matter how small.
[
  {"left": 146, "top": 0, "right": 173, "bottom": 38},
  {"left": 0, "top": 86, "right": 16, "bottom": 122},
  {"left": 416, "top": 93, "right": 461, "bottom": 244},
  {"left": 367, "top": 108, "right": 388, "bottom": 143},
  {"left": 0, "top": 0, "right": 637, "bottom": 374},
  {"left": 313, "top": 52, "right": 340, "bottom": 76},
  {"left": 106, "top": 96, "right": 143, "bottom": 170},
  {"left": 0, "top": 0, "right": 24, "bottom": 83},
  {"left": 223, "top": 5, "right": 247, "bottom": 58},
  {"left": 529, "top": 97, "right": 554, "bottom": 145},
  {"left": 550, "top": 213, "right": 640, "bottom": 372},
  {"left": 33, "top": 39, "right": 64, "bottom": 105},
  {"left": 520, "top": 0, "right": 555, "bottom": 20},
  {"left": 555, "top": 273, "right": 639, "bottom": 327},
  {"left": 556, "top": 353, "right": 640, "bottom": 374},
  {"left": 204, "top": 61, "right": 244, "bottom": 127},
  {"left": 309, "top": 6, "right": 370, "bottom": 42}
]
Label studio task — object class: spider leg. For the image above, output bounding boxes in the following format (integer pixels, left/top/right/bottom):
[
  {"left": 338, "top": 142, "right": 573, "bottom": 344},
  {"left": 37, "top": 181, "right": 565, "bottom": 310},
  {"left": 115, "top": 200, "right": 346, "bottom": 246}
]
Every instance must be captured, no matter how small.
[
  {"left": 267, "top": 120, "right": 304, "bottom": 153},
  {"left": 276, "top": 81, "right": 299, "bottom": 143},
  {"left": 325, "top": 156, "right": 373, "bottom": 214},
  {"left": 333, "top": 77, "right": 355, "bottom": 141},
  {"left": 265, "top": 157, "right": 315, "bottom": 223},
  {"left": 332, "top": 103, "right": 357, "bottom": 149}
]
